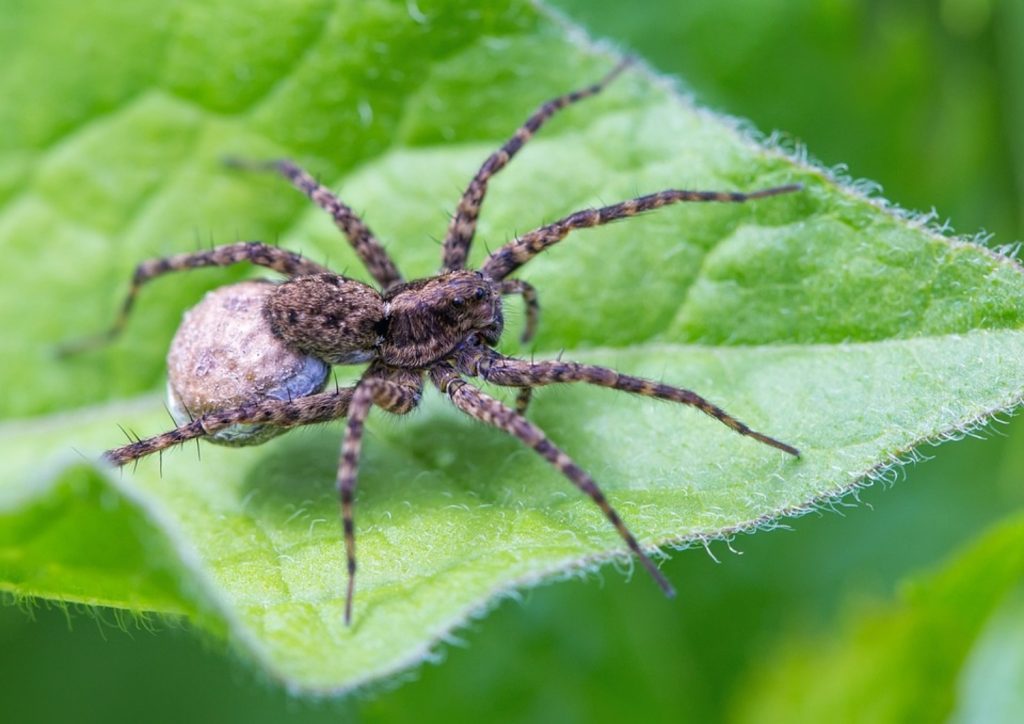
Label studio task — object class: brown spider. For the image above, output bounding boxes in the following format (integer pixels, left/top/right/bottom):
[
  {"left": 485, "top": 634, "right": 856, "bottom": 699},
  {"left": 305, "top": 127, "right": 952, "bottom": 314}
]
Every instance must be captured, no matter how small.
[{"left": 70, "top": 60, "right": 801, "bottom": 625}]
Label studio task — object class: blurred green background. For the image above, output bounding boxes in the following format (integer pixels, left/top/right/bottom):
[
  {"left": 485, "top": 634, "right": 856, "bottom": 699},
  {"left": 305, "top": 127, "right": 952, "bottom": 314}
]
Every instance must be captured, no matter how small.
[{"left": 3, "top": 0, "right": 1023, "bottom": 721}]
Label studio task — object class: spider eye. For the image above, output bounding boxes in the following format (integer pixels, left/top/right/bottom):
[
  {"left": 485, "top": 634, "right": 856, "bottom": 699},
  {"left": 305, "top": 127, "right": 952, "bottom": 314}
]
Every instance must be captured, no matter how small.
[
  {"left": 452, "top": 296, "right": 465, "bottom": 308},
  {"left": 473, "top": 288, "right": 486, "bottom": 300}
]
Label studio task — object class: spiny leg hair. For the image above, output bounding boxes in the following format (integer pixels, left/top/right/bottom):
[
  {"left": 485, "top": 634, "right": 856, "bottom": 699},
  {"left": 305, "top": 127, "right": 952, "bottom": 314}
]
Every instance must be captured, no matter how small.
[
  {"left": 458, "top": 342, "right": 800, "bottom": 457},
  {"left": 226, "top": 158, "right": 403, "bottom": 289},
  {"left": 59, "top": 241, "right": 332, "bottom": 355},
  {"left": 482, "top": 184, "right": 803, "bottom": 281},
  {"left": 440, "top": 58, "right": 632, "bottom": 272},
  {"left": 430, "top": 362, "right": 675, "bottom": 596}
]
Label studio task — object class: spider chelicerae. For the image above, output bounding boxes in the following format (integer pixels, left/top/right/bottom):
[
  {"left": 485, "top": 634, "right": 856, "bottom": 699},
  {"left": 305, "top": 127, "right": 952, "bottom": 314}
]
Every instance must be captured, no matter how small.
[{"left": 70, "top": 60, "right": 801, "bottom": 624}]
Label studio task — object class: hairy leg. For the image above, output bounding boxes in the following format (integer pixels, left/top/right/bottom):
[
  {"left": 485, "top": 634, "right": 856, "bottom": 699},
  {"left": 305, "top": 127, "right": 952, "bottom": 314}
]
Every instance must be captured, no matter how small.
[
  {"left": 430, "top": 362, "right": 675, "bottom": 597},
  {"left": 441, "top": 60, "right": 631, "bottom": 272},
  {"left": 227, "top": 158, "right": 403, "bottom": 289},
  {"left": 497, "top": 278, "right": 540, "bottom": 343},
  {"left": 481, "top": 184, "right": 802, "bottom": 281},
  {"left": 60, "top": 241, "right": 331, "bottom": 355},
  {"left": 338, "top": 368, "right": 423, "bottom": 625},
  {"left": 104, "top": 387, "right": 356, "bottom": 466},
  {"left": 458, "top": 343, "right": 799, "bottom": 457}
]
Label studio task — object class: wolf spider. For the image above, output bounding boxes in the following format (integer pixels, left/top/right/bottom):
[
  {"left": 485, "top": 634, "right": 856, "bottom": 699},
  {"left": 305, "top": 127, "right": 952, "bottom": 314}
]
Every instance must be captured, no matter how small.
[{"left": 73, "top": 60, "right": 801, "bottom": 624}]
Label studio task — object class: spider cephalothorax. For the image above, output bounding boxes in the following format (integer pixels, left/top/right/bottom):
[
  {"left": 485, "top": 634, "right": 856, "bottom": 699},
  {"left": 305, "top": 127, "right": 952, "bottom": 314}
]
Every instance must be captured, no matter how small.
[
  {"left": 67, "top": 59, "right": 802, "bottom": 625},
  {"left": 263, "top": 270, "right": 503, "bottom": 368},
  {"left": 379, "top": 270, "right": 504, "bottom": 365}
]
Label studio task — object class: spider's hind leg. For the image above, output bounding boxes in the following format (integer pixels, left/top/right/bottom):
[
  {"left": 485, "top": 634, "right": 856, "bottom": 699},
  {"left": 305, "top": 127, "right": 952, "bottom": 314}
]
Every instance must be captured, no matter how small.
[
  {"left": 515, "top": 388, "right": 533, "bottom": 415},
  {"left": 104, "top": 386, "right": 357, "bottom": 467},
  {"left": 226, "top": 157, "right": 403, "bottom": 290},
  {"left": 497, "top": 278, "right": 540, "bottom": 344},
  {"left": 431, "top": 362, "right": 675, "bottom": 597},
  {"left": 59, "top": 241, "right": 330, "bottom": 356},
  {"left": 337, "top": 367, "right": 423, "bottom": 625}
]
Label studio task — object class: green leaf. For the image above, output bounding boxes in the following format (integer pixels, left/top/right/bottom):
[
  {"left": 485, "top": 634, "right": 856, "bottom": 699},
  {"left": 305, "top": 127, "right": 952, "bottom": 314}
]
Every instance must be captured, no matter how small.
[
  {"left": 732, "top": 513, "right": 1024, "bottom": 724},
  {"left": 2, "top": 0, "right": 1024, "bottom": 694}
]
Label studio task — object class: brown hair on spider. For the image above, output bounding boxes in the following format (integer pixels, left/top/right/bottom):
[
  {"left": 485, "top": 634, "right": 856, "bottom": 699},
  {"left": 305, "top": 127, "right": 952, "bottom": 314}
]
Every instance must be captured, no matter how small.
[{"left": 63, "top": 57, "right": 802, "bottom": 626}]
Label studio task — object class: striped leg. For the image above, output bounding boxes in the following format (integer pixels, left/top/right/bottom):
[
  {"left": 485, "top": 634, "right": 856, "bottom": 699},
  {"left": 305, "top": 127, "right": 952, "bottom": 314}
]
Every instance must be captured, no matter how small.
[
  {"left": 481, "top": 184, "right": 803, "bottom": 281},
  {"left": 515, "top": 388, "right": 533, "bottom": 415},
  {"left": 338, "top": 369, "right": 423, "bottom": 625},
  {"left": 430, "top": 362, "right": 675, "bottom": 598},
  {"left": 228, "top": 158, "right": 403, "bottom": 289},
  {"left": 462, "top": 346, "right": 799, "bottom": 457},
  {"left": 440, "top": 59, "right": 632, "bottom": 272},
  {"left": 60, "top": 241, "right": 331, "bottom": 355},
  {"left": 103, "top": 387, "right": 356, "bottom": 466},
  {"left": 498, "top": 278, "right": 540, "bottom": 343}
]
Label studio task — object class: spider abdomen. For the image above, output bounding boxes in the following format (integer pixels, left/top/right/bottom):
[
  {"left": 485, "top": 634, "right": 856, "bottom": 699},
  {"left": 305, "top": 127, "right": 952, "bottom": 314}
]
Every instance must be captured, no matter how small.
[{"left": 264, "top": 273, "right": 385, "bottom": 364}]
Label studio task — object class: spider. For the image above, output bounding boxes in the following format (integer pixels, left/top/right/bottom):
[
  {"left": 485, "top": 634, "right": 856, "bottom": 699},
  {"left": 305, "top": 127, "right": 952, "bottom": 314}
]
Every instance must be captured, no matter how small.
[{"left": 69, "top": 59, "right": 802, "bottom": 625}]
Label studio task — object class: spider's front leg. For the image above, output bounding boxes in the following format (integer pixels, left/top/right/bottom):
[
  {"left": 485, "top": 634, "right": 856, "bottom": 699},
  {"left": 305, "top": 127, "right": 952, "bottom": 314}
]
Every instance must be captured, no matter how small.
[
  {"left": 481, "top": 185, "right": 803, "bottom": 281},
  {"left": 104, "top": 387, "right": 357, "bottom": 467},
  {"left": 337, "top": 367, "right": 423, "bottom": 625},
  {"left": 59, "top": 242, "right": 330, "bottom": 356},
  {"left": 226, "top": 158, "right": 404, "bottom": 290},
  {"left": 459, "top": 343, "right": 800, "bottom": 457},
  {"left": 441, "top": 59, "right": 632, "bottom": 271},
  {"left": 430, "top": 362, "right": 676, "bottom": 598}
]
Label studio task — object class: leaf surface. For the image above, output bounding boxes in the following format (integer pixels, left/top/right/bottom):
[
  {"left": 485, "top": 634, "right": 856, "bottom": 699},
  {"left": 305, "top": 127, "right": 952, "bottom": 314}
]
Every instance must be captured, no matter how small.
[{"left": 2, "top": 0, "right": 1023, "bottom": 693}]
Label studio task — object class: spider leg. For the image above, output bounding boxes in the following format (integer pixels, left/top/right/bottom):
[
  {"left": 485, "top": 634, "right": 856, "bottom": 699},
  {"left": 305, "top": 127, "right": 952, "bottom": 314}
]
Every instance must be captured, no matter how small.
[
  {"left": 430, "top": 362, "right": 675, "bottom": 598},
  {"left": 515, "top": 387, "right": 533, "bottom": 415},
  {"left": 338, "top": 367, "right": 423, "bottom": 625},
  {"left": 104, "top": 387, "right": 356, "bottom": 466},
  {"left": 227, "top": 158, "right": 403, "bottom": 289},
  {"left": 481, "top": 183, "right": 803, "bottom": 281},
  {"left": 60, "top": 241, "right": 332, "bottom": 355},
  {"left": 459, "top": 344, "right": 799, "bottom": 457},
  {"left": 441, "top": 59, "right": 632, "bottom": 272},
  {"left": 497, "top": 279, "right": 540, "bottom": 343}
]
